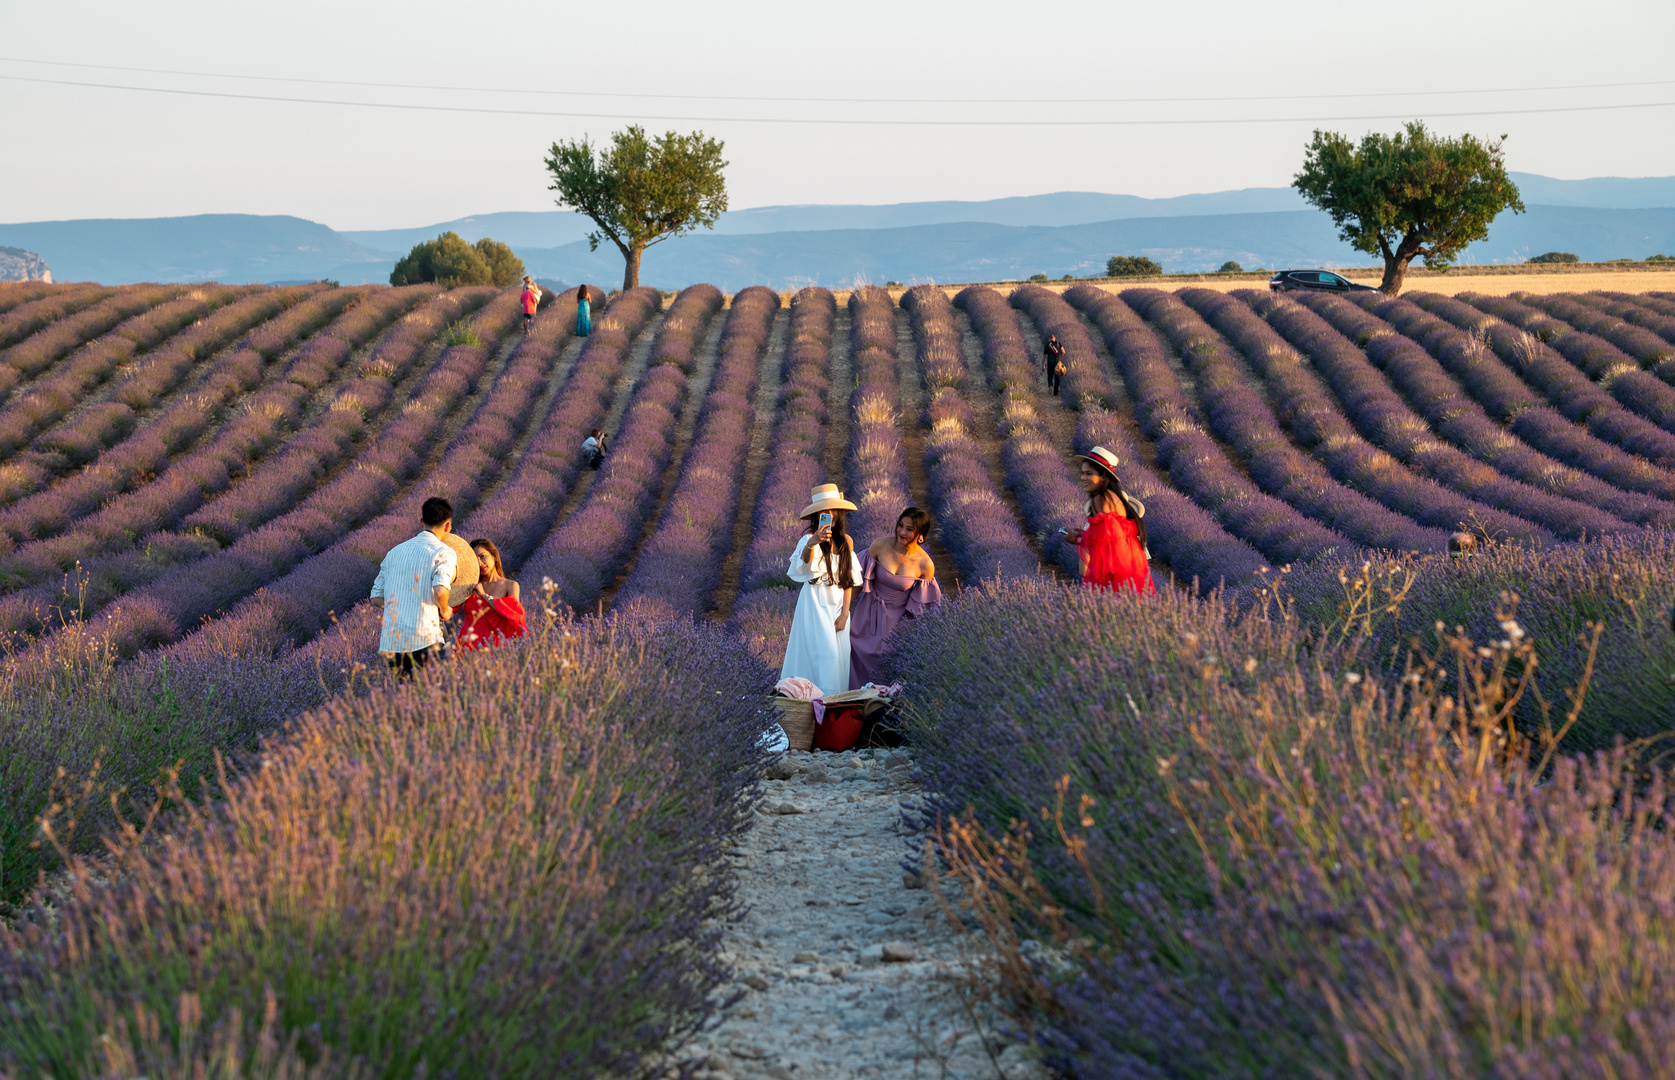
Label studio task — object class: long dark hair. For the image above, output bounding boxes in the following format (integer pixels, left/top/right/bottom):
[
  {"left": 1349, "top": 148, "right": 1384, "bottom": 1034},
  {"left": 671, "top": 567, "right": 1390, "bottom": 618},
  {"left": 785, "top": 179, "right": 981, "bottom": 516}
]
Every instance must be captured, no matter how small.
[
  {"left": 804, "top": 510, "right": 857, "bottom": 589},
  {"left": 469, "top": 538, "right": 506, "bottom": 582},
  {"left": 1086, "top": 465, "right": 1147, "bottom": 551}
]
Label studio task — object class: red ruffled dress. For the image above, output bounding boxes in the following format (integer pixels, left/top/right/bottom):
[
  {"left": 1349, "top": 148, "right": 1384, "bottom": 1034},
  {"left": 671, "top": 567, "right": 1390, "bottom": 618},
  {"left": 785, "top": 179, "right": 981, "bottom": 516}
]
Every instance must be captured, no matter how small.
[
  {"left": 457, "top": 593, "right": 528, "bottom": 650},
  {"left": 1077, "top": 512, "right": 1155, "bottom": 595}
]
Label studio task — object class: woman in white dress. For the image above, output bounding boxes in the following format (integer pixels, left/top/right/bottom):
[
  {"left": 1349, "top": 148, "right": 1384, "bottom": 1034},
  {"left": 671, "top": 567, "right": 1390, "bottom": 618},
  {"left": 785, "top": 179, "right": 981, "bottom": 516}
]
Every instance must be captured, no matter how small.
[{"left": 781, "top": 484, "right": 864, "bottom": 695}]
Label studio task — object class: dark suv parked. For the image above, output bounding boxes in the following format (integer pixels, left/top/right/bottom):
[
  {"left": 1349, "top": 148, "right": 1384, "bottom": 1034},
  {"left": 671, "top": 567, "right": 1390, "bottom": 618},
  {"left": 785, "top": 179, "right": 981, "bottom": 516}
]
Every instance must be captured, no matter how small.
[{"left": 1268, "top": 269, "right": 1378, "bottom": 293}]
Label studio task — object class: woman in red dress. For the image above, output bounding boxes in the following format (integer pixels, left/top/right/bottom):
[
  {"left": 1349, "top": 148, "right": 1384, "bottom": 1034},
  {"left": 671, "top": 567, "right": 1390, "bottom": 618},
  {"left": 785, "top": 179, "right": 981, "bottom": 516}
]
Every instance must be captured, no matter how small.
[
  {"left": 456, "top": 538, "right": 528, "bottom": 650},
  {"left": 1063, "top": 446, "right": 1155, "bottom": 595}
]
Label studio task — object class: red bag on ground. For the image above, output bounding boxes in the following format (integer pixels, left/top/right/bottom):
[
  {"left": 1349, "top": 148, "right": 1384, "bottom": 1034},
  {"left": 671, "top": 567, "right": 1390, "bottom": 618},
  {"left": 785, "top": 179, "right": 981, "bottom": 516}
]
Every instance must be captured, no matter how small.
[{"left": 812, "top": 703, "right": 867, "bottom": 752}]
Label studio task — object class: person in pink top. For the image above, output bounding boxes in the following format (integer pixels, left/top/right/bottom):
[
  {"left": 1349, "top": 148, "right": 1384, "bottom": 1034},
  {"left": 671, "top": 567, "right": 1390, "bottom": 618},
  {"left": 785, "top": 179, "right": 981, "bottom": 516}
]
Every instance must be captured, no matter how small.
[
  {"left": 519, "top": 277, "right": 541, "bottom": 332},
  {"left": 848, "top": 506, "right": 942, "bottom": 689}
]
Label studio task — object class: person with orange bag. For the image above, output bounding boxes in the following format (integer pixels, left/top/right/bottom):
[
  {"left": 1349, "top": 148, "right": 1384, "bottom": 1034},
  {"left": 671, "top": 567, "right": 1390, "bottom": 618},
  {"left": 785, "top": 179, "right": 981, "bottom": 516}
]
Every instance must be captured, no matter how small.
[{"left": 1060, "top": 446, "right": 1154, "bottom": 595}]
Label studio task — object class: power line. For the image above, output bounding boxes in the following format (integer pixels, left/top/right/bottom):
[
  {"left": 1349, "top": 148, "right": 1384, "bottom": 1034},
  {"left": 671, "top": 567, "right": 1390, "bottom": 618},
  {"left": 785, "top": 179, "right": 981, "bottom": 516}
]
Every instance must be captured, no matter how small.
[
  {"left": 3, "top": 73, "right": 1673, "bottom": 126},
  {"left": 2, "top": 55, "right": 1673, "bottom": 106}
]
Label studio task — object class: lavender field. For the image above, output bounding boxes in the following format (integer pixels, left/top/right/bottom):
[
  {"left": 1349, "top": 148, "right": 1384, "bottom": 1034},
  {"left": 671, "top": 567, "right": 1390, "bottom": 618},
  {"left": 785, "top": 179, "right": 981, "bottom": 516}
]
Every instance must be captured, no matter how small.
[{"left": 2, "top": 278, "right": 1674, "bottom": 1077}]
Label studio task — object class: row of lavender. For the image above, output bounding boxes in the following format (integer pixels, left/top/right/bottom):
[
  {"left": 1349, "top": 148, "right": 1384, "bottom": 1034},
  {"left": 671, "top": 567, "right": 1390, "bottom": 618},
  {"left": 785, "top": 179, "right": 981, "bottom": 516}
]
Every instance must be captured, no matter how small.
[
  {"left": 526, "top": 285, "right": 723, "bottom": 612},
  {"left": 952, "top": 286, "right": 1083, "bottom": 574},
  {"left": 843, "top": 287, "right": 915, "bottom": 550},
  {"left": 0, "top": 286, "right": 470, "bottom": 642},
  {"left": 729, "top": 288, "right": 837, "bottom": 658},
  {"left": 1263, "top": 290, "right": 1671, "bottom": 530},
  {"left": 0, "top": 284, "right": 190, "bottom": 404},
  {"left": 618, "top": 286, "right": 782, "bottom": 614},
  {"left": 0, "top": 284, "right": 332, "bottom": 516},
  {"left": 0, "top": 283, "right": 111, "bottom": 353},
  {"left": 900, "top": 286, "right": 1038, "bottom": 581},
  {"left": 1170, "top": 289, "right": 1559, "bottom": 543},
  {"left": 1009, "top": 285, "right": 1268, "bottom": 588},
  {"left": 1333, "top": 292, "right": 1675, "bottom": 505}
]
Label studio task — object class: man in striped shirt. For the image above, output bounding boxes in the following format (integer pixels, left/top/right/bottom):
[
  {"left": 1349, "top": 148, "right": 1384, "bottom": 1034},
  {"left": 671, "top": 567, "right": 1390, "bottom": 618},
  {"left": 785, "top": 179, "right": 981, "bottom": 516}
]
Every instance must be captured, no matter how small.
[{"left": 370, "top": 496, "right": 458, "bottom": 676}]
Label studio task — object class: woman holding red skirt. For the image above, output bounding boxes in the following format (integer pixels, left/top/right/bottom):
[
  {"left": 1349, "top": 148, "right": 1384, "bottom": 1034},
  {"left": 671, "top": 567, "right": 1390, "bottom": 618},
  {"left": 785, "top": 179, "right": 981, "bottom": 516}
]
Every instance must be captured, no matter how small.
[
  {"left": 1063, "top": 446, "right": 1155, "bottom": 595},
  {"left": 456, "top": 538, "right": 528, "bottom": 650}
]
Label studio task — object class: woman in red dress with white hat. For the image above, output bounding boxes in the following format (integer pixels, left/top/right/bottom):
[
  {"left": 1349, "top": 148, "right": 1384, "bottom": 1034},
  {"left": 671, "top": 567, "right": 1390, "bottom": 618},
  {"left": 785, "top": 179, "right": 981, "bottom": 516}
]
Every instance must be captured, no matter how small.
[{"left": 1062, "top": 446, "right": 1154, "bottom": 595}]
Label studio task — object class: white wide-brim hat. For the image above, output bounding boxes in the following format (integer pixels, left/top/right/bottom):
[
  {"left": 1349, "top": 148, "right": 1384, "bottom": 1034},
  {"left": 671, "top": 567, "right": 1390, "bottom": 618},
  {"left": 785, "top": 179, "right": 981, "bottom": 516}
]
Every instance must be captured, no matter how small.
[
  {"left": 1073, "top": 445, "right": 1144, "bottom": 518},
  {"left": 799, "top": 483, "right": 858, "bottom": 519}
]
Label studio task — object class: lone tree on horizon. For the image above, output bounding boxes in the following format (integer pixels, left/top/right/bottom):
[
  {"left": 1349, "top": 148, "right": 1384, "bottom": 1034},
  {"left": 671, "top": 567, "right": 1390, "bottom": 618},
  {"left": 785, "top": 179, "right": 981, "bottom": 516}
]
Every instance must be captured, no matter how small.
[
  {"left": 543, "top": 126, "right": 728, "bottom": 290},
  {"left": 1293, "top": 120, "right": 1524, "bottom": 296}
]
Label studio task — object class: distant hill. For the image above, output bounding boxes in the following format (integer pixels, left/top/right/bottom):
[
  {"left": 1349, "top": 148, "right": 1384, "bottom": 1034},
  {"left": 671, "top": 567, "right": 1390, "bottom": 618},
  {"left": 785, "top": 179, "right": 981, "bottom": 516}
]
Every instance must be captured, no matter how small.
[
  {"left": 0, "top": 246, "right": 50, "bottom": 283},
  {"left": 0, "top": 214, "right": 390, "bottom": 284},
  {"left": 4, "top": 173, "right": 1671, "bottom": 286},
  {"left": 513, "top": 206, "right": 1675, "bottom": 290}
]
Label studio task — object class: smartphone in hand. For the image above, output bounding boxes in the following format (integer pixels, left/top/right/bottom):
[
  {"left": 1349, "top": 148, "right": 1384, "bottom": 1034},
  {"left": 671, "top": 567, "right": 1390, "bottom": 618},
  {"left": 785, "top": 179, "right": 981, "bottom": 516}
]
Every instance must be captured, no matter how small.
[{"left": 819, "top": 511, "right": 833, "bottom": 530}]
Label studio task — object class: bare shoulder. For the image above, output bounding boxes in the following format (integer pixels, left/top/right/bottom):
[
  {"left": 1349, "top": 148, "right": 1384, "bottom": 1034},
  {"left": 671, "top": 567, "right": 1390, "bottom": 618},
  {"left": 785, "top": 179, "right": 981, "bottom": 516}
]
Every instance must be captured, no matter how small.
[
  {"left": 867, "top": 536, "right": 889, "bottom": 557},
  {"left": 917, "top": 552, "right": 937, "bottom": 579}
]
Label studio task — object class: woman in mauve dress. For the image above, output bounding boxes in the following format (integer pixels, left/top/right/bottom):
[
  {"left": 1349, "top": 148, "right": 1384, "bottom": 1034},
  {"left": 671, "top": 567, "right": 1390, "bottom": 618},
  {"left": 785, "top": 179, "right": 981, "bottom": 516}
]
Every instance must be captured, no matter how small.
[
  {"left": 1062, "top": 446, "right": 1154, "bottom": 596},
  {"left": 781, "top": 484, "right": 864, "bottom": 695},
  {"left": 848, "top": 506, "right": 941, "bottom": 689},
  {"left": 456, "top": 538, "right": 528, "bottom": 649}
]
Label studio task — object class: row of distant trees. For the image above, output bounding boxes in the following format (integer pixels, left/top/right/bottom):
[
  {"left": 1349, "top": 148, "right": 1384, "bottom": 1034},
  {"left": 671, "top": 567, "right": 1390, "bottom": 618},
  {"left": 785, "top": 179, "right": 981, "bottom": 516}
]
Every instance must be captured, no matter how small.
[{"left": 390, "top": 119, "right": 1617, "bottom": 298}]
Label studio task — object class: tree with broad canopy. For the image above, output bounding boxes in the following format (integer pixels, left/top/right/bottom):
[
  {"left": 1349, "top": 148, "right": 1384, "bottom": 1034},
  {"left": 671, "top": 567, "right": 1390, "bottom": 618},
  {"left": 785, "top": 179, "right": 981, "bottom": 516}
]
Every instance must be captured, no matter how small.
[
  {"left": 543, "top": 127, "right": 728, "bottom": 291},
  {"left": 1294, "top": 121, "right": 1524, "bottom": 296}
]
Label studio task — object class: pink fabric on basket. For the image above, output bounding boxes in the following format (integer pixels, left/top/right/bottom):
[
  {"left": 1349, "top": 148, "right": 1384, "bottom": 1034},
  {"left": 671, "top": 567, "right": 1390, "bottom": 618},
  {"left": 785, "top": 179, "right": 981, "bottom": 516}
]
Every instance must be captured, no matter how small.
[{"left": 775, "top": 676, "right": 827, "bottom": 725}]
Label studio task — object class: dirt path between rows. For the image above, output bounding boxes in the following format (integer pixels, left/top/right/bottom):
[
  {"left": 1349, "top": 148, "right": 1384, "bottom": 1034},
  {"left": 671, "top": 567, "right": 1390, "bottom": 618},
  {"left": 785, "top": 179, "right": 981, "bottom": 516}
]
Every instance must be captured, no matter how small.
[
  {"left": 601, "top": 306, "right": 727, "bottom": 608},
  {"left": 676, "top": 749, "right": 1044, "bottom": 1080},
  {"left": 892, "top": 308, "right": 959, "bottom": 598},
  {"left": 710, "top": 308, "right": 790, "bottom": 621}
]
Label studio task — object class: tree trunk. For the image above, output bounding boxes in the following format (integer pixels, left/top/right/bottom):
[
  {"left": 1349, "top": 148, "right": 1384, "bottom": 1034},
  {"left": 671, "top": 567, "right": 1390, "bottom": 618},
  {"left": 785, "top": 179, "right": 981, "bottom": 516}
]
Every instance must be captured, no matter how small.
[
  {"left": 1379, "top": 254, "right": 1411, "bottom": 296},
  {"left": 622, "top": 245, "right": 643, "bottom": 291}
]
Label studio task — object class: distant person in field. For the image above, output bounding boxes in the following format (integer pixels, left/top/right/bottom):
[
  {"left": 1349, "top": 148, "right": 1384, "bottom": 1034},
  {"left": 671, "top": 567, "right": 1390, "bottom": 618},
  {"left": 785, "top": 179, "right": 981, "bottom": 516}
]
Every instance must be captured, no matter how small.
[
  {"left": 576, "top": 286, "right": 592, "bottom": 337},
  {"left": 781, "top": 484, "right": 864, "bottom": 695},
  {"left": 456, "top": 538, "right": 526, "bottom": 650},
  {"left": 847, "top": 506, "right": 941, "bottom": 690},
  {"left": 1043, "top": 334, "right": 1067, "bottom": 396},
  {"left": 1061, "top": 447, "right": 1154, "bottom": 595},
  {"left": 370, "top": 496, "right": 458, "bottom": 676},
  {"left": 582, "top": 428, "right": 607, "bottom": 470},
  {"left": 520, "top": 277, "right": 541, "bottom": 332}
]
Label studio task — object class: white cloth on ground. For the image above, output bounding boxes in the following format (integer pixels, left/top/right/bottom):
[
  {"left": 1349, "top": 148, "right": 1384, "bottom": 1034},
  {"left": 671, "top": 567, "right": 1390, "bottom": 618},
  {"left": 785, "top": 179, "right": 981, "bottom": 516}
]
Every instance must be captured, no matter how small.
[
  {"left": 371, "top": 530, "right": 457, "bottom": 654},
  {"left": 779, "top": 534, "right": 863, "bottom": 696}
]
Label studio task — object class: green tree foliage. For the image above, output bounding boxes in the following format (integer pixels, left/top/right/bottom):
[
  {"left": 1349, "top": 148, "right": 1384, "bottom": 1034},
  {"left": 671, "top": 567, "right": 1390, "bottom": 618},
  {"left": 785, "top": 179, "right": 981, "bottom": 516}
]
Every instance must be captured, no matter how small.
[
  {"left": 1106, "top": 255, "right": 1163, "bottom": 278},
  {"left": 390, "top": 232, "right": 525, "bottom": 287},
  {"left": 1528, "top": 251, "right": 1580, "bottom": 264},
  {"left": 1218, "top": 260, "right": 1243, "bottom": 273},
  {"left": 1294, "top": 120, "right": 1524, "bottom": 296},
  {"left": 543, "top": 126, "right": 728, "bottom": 290}
]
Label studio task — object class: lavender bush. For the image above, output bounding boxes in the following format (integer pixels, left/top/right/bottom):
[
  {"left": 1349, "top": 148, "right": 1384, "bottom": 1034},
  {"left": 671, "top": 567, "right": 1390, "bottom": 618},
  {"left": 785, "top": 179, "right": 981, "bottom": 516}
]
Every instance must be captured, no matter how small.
[
  {"left": 1528, "top": 291, "right": 1675, "bottom": 366},
  {"left": 0, "top": 284, "right": 113, "bottom": 352},
  {"left": 844, "top": 286, "right": 914, "bottom": 547},
  {"left": 1, "top": 608, "right": 773, "bottom": 1077},
  {"left": 902, "top": 285, "right": 1039, "bottom": 581},
  {"left": 1285, "top": 291, "right": 1674, "bottom": 528},
  {"left": 883, "top": 549, "right": 1675, "bottom": 1079},
  {"left": 619, "top": 286, "right": 780, "bottom": 613},
  {"left": 524, "top": 284, "right": 724, "bottom": 612}
]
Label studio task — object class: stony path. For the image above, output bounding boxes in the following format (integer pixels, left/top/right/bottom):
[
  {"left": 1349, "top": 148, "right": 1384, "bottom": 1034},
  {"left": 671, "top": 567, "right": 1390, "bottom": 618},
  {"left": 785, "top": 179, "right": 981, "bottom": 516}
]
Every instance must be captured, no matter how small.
[{"left": 677, "top": 749, "right": 1045, "bottom": 1080}]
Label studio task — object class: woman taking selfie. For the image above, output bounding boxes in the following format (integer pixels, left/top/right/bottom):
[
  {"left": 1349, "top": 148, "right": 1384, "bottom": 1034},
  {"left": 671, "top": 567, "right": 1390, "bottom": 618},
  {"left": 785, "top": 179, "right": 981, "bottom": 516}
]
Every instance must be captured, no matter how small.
[
  {"left": 781, "top": 484, "right": 864, "bottom": 695},
  {"left": 848, "top": 506, "right": 941, "bottom": 689},
  {"left": 1062, "top": 446, "right": 1154, "bottom": 595}
]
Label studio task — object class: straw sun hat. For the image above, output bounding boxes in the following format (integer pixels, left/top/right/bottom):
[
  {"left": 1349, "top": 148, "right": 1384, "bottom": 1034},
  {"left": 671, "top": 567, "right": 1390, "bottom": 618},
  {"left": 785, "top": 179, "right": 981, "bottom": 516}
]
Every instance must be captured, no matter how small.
[
  {"left": 799, "top": 483, "right": 858, "bottom": 520},
  {"left": 442, "top": 532, "right": 482, "bottom": 607}
]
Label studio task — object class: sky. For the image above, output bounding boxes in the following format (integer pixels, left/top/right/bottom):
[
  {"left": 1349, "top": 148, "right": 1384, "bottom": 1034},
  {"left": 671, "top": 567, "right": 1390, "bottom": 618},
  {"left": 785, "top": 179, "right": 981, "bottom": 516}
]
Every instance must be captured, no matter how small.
[{"left": 3, "top": 0, "right": 1673, "bottom": 230}]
